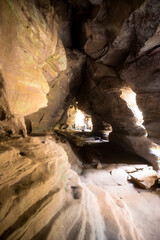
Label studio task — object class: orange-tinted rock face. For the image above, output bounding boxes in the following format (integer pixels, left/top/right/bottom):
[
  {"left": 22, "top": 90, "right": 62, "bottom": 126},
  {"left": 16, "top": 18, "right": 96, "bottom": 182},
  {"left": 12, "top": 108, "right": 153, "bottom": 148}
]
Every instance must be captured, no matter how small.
[
  {"left": 76, "top": 0, "right": 160, "bottom": 168},
  {"left": 0, "top": 1, "right": 160, "bottom": 239},
  {"left": 0, "top": 0, "right": 66, "bottom": 116},
  {"left": 26, "top": 49, "right": 86, "bottom": 133},
  {"left": 0, "top": 136, "right": 145, "bottom": 240},
  {"left": 0, "top": 0, "right": 159, "bottom": 160}
]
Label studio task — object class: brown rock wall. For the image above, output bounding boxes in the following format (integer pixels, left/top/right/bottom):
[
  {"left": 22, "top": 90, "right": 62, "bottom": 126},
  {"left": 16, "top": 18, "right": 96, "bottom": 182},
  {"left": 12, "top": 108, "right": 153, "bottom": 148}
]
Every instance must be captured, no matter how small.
[
  {"left": 0, "top": 136, "right": 143, "bottom": 240},
  {"left": 0, "top": 0, "right": 68, "bottom": 118}
]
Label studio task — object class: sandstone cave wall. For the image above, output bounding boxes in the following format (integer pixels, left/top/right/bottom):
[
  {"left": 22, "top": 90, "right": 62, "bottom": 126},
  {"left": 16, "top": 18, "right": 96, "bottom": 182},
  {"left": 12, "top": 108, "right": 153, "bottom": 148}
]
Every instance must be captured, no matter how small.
[
  {"left": 76, "top": 0, "right": 160, "bottom": 168},
  {"left": 0, "top": 1, "right": 160, "bottom": 239},
  {"left": 0, "top": 0, "right": 160, "bottom": 167}
]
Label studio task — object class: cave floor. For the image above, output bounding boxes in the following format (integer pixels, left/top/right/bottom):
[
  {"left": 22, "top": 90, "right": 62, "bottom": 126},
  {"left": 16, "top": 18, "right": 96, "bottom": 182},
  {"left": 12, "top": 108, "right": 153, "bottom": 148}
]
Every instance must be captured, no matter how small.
[
  {"left": 73, "top": 140, "right": 160, "bottom": 240},
  {"left": 0, "top": 135, "right": 160, "bottom": 240},
  {"left": 80, "top": 166, "right": 160, "bottom": 240},
  {"left": 54, "top": 130, "right": 160, "bottom": 239}
]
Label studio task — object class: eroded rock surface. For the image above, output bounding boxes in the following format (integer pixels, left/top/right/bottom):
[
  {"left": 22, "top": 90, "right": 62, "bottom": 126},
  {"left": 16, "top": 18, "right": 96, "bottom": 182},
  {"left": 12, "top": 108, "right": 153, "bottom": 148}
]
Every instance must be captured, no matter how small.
[
  {"left": 77, "top": 0, "right": 160, "bottom": 168},
  {"left": 0, "top": 0, "right": 160, "bottom": 239},
  {"left": 27, "top": 50, "right": 86, "bottom": 133},
  {"left": 0, "top": 0, "right": 160, "bottom": 168},
  {"left": 0, "top": 136, "right": 144, "bottom": 240},
  {"left": 0, "top": 0, "right": 66, "bottom": 136},
  {"left": 129, "top": 169, "right": 158, "bottom": 189}
]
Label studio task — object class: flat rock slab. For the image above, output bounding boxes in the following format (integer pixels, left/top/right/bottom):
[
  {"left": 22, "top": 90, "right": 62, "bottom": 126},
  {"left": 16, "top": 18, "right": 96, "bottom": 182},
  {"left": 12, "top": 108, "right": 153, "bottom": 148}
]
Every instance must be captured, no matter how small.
[
  {"left": 134, "top": 164, "right": 149, "bottom": 170},
  {"left": 129, "top": 169, "right": 158, "bottom": 189},
  {"left": 111, "top": 169, "right": 128, "bottom": 185},
  {"left": 123, "top": 167, "right": 137, "bottom": 173}
]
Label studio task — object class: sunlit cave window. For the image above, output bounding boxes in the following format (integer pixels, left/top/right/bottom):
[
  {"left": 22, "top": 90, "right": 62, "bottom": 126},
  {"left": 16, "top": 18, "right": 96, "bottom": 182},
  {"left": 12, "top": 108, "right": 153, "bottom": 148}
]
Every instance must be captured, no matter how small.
[
  {"left": 120, "top": 87, "right": 160, "bottom": 169},
  {"left": 150, "top": 145, "right": 160, "bottom": 167},
  {"left": 67, "top": 105, "right": 93, "bottom": 132},
  {"left": 150, "top": 147, "right": 160, "bottom": 158},
  {"left": 120, "top": 87, "right": 146, "bottom": 130}
]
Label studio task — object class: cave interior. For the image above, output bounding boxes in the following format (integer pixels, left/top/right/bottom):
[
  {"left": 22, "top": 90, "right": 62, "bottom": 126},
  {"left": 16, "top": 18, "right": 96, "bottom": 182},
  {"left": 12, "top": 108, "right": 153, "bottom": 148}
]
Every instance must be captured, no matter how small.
[{"left": 0, "top": 0, "right": 160, "bottom": 239}]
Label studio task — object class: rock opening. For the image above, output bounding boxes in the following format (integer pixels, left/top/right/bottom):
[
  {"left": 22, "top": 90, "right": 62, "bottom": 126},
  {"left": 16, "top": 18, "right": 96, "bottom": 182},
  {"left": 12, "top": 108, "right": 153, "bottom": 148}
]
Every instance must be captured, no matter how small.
[{"left": 0, "top": 0, "right": 160, "bottom": 239}]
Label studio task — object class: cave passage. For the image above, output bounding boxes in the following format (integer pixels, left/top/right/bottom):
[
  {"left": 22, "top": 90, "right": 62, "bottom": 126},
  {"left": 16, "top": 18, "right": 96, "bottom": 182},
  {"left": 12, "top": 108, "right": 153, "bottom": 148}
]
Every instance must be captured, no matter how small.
[
  {"left": 56, "top": 98, "right": 159, "bottom": 192},
  {"left": 1, "top": 0, "right": 160, "bottom": 239},
  {"left": 67, "top": 105, "right": 93, "bottom": 132}
]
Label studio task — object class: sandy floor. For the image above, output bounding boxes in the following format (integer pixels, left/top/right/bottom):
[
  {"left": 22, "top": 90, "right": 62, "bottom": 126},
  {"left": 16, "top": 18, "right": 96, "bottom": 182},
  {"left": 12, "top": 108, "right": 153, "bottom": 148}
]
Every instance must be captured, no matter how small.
[
  {"left": 1, "top": 135, "right": 159, "bottom": 239},
  {"left": 76, "top": 141, "right": 160, "bottom": 240}
]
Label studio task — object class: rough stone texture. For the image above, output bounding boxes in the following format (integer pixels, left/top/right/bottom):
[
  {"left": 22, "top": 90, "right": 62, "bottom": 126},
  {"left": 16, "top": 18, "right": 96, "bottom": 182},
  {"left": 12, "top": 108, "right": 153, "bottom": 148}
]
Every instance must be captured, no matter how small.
[
  {"left": 0, "top": 0, "right": 68, "bottom": 136},
  {"left": 0, "top": 0, "right": 54, "bottom": 115},
  {"left": 129, "top": 169, "right": 158, "bottom": 189},
  {"left": 77, "top": 58, "right": 159, "bottom": 169},
  {"left": 0, "top": 0, "right": 88, "bottom": 136},
  {"left": 27, "top": 50, "right": 86, "bottom": 133},
  {"left": 77, "top": 0, "right": 160, "bottom": 168},
  {"left": 120, "top": 0, "right": 160, "bottom": 144},
  {"left": 109, "top": 133, "right": 160, "bottom": 170},
  {"left": 79, "top": 0, "right": 144, "bottom": 60},
  {"left": 51, "top": 0, "right": 72, "bottom": 48},
  {"left": 0, "top": 136, "right": 143, "bottom": 240},
  {"left": 0, "top": 0, "right": 160, "bottom": 168},
  {"left": 0, "top": 0, "right": 160, "bottom": 239},
  {"left": 78, "top": 58, "right": 144, "bottom": 136},
  {"left": 0, "top": 114, "right": 27, "bottom": 137},
  {"left": 80, "top": 160, "right": 160, "bottom": 240}
]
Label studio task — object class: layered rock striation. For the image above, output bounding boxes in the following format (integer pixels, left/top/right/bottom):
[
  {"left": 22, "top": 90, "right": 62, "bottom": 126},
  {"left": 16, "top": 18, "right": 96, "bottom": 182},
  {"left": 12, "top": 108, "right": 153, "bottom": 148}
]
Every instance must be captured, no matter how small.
[
  {"left": 0, "top": 136, "right": 143, "bottom": 240},
  {"left": 76, "top": 0, "right": 160, "bottom": 169},
  {"left": 0, "top": 0, "right": 160, "bottom": 169},
  {"left": 0, "top": 0, "right": 160, "bottom": 239}
]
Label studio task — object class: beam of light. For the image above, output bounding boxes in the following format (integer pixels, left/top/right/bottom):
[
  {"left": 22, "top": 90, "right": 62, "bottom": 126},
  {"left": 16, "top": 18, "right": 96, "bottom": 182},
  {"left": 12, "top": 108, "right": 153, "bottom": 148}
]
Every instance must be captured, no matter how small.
[
  {"left": 75, "top": 110, "right": 85, "bottom": 128},
  {"left": 150, "top": 146, "right": 160, "bottom": 171},
  {"left": 150, "top": 146, "right": 160, "bottom": 158},
  {"left": 120, "top": 88, "right": 145, "bottom": 128}
]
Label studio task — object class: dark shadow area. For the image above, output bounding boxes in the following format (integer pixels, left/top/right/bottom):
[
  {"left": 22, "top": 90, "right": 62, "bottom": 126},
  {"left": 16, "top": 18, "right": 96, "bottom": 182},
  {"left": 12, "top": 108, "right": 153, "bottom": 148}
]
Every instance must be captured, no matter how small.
[
  {"left": 55, "top": 129, "right": 150, "bottom": 167},
  {"left": 72, "top": 141, "right": 150, "bottom": 165}
]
